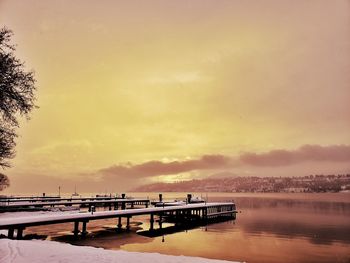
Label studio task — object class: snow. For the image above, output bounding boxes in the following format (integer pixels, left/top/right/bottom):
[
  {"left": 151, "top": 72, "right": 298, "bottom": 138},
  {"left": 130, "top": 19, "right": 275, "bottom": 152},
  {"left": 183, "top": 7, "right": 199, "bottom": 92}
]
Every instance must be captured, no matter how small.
[{"left": 0, "top": 239, "right": 239, "bottom": 263}]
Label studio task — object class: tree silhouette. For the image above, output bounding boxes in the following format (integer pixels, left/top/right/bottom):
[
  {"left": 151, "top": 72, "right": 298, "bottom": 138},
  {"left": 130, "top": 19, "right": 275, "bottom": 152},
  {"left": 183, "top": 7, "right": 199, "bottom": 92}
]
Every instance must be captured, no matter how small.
[{"left": 0, "top": 27, "right": 37, "bottom": 190}]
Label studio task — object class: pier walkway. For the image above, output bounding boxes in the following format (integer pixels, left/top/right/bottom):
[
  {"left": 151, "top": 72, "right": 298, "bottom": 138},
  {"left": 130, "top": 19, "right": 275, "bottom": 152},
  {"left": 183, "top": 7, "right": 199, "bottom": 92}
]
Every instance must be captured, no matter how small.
[
  {"left": 0, "top": 196, "right": 137, "bottom": 204},
  {"left": 0, "top": 202, "right": 236, "bottom": 239},
  {"left": 0, "top": 198, "right": 150, "bottom": 211}
]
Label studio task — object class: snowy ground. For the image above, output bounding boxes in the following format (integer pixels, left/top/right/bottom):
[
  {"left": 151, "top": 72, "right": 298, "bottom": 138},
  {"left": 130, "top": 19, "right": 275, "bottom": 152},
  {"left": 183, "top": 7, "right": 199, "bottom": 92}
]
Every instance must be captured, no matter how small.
[{"left": 0, "top": 239, "right": 239, "bottom": 263}]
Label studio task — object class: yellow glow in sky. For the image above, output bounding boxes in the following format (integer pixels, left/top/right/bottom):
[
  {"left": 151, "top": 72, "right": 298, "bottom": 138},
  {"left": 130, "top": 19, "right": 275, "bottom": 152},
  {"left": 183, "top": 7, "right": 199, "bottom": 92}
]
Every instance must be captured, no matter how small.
[{"left": 0, "top": 0, "right": 349, "bottom": 193}]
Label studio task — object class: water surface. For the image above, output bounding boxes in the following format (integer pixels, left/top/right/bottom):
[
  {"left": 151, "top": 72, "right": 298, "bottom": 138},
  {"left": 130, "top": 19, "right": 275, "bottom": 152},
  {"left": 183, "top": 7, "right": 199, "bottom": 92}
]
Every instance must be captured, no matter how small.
[{"left": 21, "top": 192, "right": 350, "bottom": 263}]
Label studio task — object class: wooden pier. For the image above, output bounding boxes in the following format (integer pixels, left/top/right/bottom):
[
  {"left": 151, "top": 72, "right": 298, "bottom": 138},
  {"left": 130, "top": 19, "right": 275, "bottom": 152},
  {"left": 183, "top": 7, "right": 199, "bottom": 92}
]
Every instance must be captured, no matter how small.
[
  {"left": 0, "top": 198, "right": 150, "bottom": 212},
  {"left": 0, "top": 194, "right": 132, "bottom": 204},
  {"left": 0, "top": 196, "right": 60, "bottom": 202},
  {"left": 0, "top": 202, "right": 236, "bottom": 239}
]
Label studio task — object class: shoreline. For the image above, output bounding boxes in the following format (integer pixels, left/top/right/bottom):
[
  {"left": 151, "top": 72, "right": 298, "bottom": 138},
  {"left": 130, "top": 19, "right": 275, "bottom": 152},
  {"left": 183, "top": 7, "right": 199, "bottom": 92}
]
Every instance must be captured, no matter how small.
[{"left": 0, "top": 238, "right": 239, "bottom": 263}]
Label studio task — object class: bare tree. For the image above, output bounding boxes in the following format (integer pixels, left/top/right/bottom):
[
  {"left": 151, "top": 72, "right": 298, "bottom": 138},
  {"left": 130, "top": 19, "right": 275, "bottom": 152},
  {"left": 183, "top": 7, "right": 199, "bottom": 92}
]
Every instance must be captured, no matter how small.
[
  {"left": 0, "top": 27, "right": 37, "bottom": 190},
  {"left": 0, "top": 172, "right": 10, "bottom": 191}
]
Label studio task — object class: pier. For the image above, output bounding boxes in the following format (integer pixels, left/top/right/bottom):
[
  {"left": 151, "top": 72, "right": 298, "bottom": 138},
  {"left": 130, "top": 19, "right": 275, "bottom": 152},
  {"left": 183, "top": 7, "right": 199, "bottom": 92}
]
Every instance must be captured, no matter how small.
[
  {"left": 0, "top": 198, "right": 150, "bottom": 212},
  {"left": 0, "top": 194, "right": 135, "bottom": 204},
  {"left": 0, "top": 202, "right": 236, "bottom": 239}
]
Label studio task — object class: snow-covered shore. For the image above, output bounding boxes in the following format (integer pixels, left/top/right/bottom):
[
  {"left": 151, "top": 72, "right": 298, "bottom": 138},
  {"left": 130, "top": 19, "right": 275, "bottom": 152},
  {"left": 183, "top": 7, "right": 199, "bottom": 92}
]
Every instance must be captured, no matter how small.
[{"left": 0, "top": 239, "right": 238, "bottom": 263}]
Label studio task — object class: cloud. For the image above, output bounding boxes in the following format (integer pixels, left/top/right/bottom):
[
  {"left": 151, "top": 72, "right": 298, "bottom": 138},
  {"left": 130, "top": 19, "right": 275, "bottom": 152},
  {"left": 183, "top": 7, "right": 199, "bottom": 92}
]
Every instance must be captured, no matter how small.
[
  {"left": 240, "top": 144, "right": 350, "bottom": 166},
  {"left": 99, "top": 154, "right": 232, "bottom": 179},
  {"left": 99, "top": 144, "right": 350, "bottom": 180},
  {"left": 6, "top": 144, "right": 350, "bottom": 193}
]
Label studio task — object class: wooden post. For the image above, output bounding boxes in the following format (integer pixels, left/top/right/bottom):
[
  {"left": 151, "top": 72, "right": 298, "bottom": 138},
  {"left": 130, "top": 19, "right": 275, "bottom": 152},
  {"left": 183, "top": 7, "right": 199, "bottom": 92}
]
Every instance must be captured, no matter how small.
[
  {"left": 202, "top": 208, "right": 207, "bottom": 220},
  {"left": 131, "top": 202, "right": 134, "bottom": 209},
  {"left": 159, "top": 214, "right": 163, "bottom": 229},
  {"left": 8, "top": 228, "right": 14, "bottom": 239},
  {"left": 117, "top": 217, "right": 122, "bottom": 230},
  {"left": 175, "top": 210, "right": 180, "bottom": 225},
  {"left": 126, "top": 216, "right": 131, "bottom": 231},
  {"left": 73, "top": 221, "right": 80, "bottom": 237},
  {"left": 17, "top": 228, "right": 24, "bottom": 239},
  {"left": 150, "top": 213, "right": 154, "bottom": 231},
  {"left": 81, "top": 221, "right": 88, "bottom": 236},
  {"left": 145, "top": 201, "right": 148, "bottom": 208}
]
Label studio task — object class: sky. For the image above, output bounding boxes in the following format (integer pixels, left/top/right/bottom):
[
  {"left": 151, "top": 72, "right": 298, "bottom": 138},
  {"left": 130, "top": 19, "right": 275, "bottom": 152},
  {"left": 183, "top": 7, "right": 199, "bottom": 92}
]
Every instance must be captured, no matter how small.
[{"left": 0, "top": 0, "right": 349, "bottom": 194}]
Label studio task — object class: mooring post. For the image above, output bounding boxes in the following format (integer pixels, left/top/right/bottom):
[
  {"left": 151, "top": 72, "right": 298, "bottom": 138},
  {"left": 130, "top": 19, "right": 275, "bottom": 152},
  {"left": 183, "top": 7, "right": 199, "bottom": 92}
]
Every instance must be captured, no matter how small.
[
  {"left": 131, "top": 202, "right": 134, "bottom": 209},
  {"left": 150, "top": 213, "right": 154, "bottom": 231},
  {"left": 73, "top": 221, "right": 80, "bottom": 237},
  {"left": 145, "top": 201, "right": 148, "bottom": 208},
  {"left": 187, "top": 194, "right": 192, "bottom": 203},
  {"left": 121, "top": 194, "right": 126, "bottom": 210}
]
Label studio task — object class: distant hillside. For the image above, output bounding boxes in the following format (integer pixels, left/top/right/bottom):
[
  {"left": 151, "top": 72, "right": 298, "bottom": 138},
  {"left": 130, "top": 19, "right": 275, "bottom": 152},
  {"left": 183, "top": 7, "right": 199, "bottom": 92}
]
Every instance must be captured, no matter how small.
[{"left": 133, "top": 174, "right": 350, "bottom": 193}]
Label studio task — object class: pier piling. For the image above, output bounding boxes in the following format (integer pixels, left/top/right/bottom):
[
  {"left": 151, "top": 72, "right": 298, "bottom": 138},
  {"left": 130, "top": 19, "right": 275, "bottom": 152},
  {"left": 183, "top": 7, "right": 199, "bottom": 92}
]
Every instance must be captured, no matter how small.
[
  {"left": 150, "top": 213, "right": 154, "bottom": 231},
  {"left": 81, "top": 221, "right": 88, "bottom": 236},
  {"left": 117, "top": 217, "right": 122, "bottom": 230},
  {"left": 126, "top": 216, "right": 131, "bottom": 231},
  {"left": 73, "top": 221, "right": 80, "bottom": 237}
]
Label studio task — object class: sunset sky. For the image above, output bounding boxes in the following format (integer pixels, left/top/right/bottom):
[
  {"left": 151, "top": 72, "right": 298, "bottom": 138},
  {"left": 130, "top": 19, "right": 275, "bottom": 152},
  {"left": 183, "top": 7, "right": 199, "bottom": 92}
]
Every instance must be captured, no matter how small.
[{"left": 0, "top": 0, "right": 349, "bottom": 193}]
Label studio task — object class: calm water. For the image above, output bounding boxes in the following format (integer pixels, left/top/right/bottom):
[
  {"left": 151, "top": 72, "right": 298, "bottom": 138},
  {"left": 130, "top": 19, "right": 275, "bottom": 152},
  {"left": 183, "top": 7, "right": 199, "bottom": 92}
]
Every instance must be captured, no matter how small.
[{"left": 20, "top": 192, "right": 350, "bottom": 263}]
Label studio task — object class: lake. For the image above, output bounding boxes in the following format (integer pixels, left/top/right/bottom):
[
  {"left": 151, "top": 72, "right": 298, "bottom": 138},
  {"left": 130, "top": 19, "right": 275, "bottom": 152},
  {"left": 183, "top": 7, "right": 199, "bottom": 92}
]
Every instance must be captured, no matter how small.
[{"left": 20, "top": 192, "right": 350, "bottom": 263}]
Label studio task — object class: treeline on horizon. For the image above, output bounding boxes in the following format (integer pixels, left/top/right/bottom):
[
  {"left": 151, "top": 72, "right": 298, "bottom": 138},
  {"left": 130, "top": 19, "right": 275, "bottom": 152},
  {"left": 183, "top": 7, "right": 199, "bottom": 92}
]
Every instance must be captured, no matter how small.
[{"left": 134, "top": 174, "right": 350, "bottom": 193}]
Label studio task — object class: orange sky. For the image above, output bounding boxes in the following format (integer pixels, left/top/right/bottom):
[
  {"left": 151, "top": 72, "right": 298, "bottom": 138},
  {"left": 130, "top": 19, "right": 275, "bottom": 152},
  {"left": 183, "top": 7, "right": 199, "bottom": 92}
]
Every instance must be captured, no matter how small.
[{"left": 0, "top": 0, "right": 349, "bottom": 193}]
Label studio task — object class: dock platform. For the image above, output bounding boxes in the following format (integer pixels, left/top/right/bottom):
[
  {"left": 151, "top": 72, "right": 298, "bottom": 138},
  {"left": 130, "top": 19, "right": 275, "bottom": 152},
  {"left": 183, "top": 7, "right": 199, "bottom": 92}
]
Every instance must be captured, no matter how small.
[
  {"left": 0, "top": 202, "right": 236, "bottom": 239},
  {"left": 0, "top": 198, "right": 150, "bottom": 212}
]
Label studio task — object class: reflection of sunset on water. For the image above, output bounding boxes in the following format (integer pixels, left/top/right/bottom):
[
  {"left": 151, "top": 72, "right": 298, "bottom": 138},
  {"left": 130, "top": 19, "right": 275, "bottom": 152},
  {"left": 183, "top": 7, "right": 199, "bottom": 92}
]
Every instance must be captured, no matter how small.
[{"left": 17, "top": 193, "right": 349, "bottom": 263}]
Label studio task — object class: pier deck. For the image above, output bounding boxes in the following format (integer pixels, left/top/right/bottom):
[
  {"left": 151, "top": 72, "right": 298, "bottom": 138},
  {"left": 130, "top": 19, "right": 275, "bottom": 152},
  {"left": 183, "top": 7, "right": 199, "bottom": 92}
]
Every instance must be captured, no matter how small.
[
  {"left": 0, "top": 202, "right": 236, "bottom": 239},
  {"left": 0, "top": 198, "right": 150, "bottom": 211},
  {"left": 0, "top": 196, "right": 133, "bottom": 203}
]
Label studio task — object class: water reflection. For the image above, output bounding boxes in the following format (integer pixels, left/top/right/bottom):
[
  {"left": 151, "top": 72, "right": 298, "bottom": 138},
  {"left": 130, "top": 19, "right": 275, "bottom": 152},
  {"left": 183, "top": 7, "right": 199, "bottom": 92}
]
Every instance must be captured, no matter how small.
[
  {"left": 20, "top": 193, "right": 350, "bottom": 263},
  {"left": 231, "top": 197, "right": 350, "bottom": 245}
]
